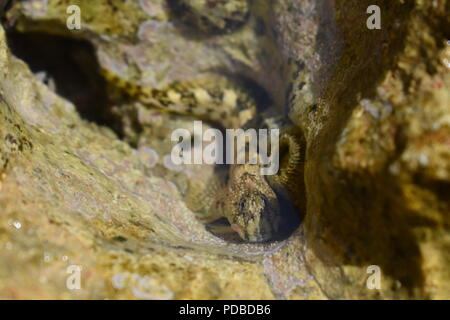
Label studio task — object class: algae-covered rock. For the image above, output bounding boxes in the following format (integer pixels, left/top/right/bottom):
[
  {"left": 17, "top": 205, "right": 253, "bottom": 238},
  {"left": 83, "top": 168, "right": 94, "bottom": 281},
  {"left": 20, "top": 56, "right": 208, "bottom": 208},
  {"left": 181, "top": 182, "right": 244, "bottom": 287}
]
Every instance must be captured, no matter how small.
[
  {"left": 274, "top": 0, "right": 450, "bottom": 299},
  {"left": 0, "top": 0, "right": 448, "bottom": 299},
  {"left": 0, "top": 1, "right": 320, "bottom": 299},
  {"left": 0, "top": 24, "right": 287, "bottom": 299}
]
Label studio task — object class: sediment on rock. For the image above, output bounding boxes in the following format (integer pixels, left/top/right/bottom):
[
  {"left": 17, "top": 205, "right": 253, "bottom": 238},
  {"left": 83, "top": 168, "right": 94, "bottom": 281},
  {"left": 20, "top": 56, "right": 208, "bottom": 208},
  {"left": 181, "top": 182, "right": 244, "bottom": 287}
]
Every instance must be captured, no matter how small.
[{"left": 0, "top": 0, "right": 448, "bottom": 299}]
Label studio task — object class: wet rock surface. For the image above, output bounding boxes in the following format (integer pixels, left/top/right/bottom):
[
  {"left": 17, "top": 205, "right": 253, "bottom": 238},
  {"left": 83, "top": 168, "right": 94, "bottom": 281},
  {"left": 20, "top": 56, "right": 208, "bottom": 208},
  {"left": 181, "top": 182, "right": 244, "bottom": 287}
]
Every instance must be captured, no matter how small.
[{"left": 0, "top": 0, "right": 448, "bottom": 299}]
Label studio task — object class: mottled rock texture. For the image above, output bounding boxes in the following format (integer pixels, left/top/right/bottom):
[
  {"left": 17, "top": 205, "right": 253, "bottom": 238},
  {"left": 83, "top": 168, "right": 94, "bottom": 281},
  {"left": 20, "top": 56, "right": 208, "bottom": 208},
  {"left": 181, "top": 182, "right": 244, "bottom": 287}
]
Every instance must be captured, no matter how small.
[
  {"left": 275, "top": 0, "right": 450, "bottom": 299},
  {"left": 0, "top": 0, "right": 448, "bottom": 299}
]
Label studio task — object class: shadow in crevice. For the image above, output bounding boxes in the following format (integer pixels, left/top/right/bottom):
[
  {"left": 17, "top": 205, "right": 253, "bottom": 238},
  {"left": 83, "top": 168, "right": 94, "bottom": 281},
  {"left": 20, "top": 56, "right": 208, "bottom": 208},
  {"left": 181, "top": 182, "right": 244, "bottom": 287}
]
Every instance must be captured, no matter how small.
[
  {"left": 5, "top": 31, "right": 111, "bottom": 127},
  {"left": 305, "top": 0, "right": 425, "bottom": 296}
]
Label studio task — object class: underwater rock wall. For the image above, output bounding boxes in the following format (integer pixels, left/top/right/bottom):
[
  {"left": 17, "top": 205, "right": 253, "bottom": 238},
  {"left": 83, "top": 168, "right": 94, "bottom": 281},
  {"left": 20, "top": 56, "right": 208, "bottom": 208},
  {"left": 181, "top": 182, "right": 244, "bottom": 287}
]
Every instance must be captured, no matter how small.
[{"left": 0, "top": 0, "right": 448, "bottom": 299}]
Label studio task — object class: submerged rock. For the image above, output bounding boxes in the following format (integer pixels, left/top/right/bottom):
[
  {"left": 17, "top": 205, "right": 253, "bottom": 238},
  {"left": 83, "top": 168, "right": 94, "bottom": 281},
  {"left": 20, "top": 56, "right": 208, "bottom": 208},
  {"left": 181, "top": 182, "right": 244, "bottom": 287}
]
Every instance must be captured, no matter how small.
[{"left": 0, "top": 0, "right": 448, "bottom": 299}]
